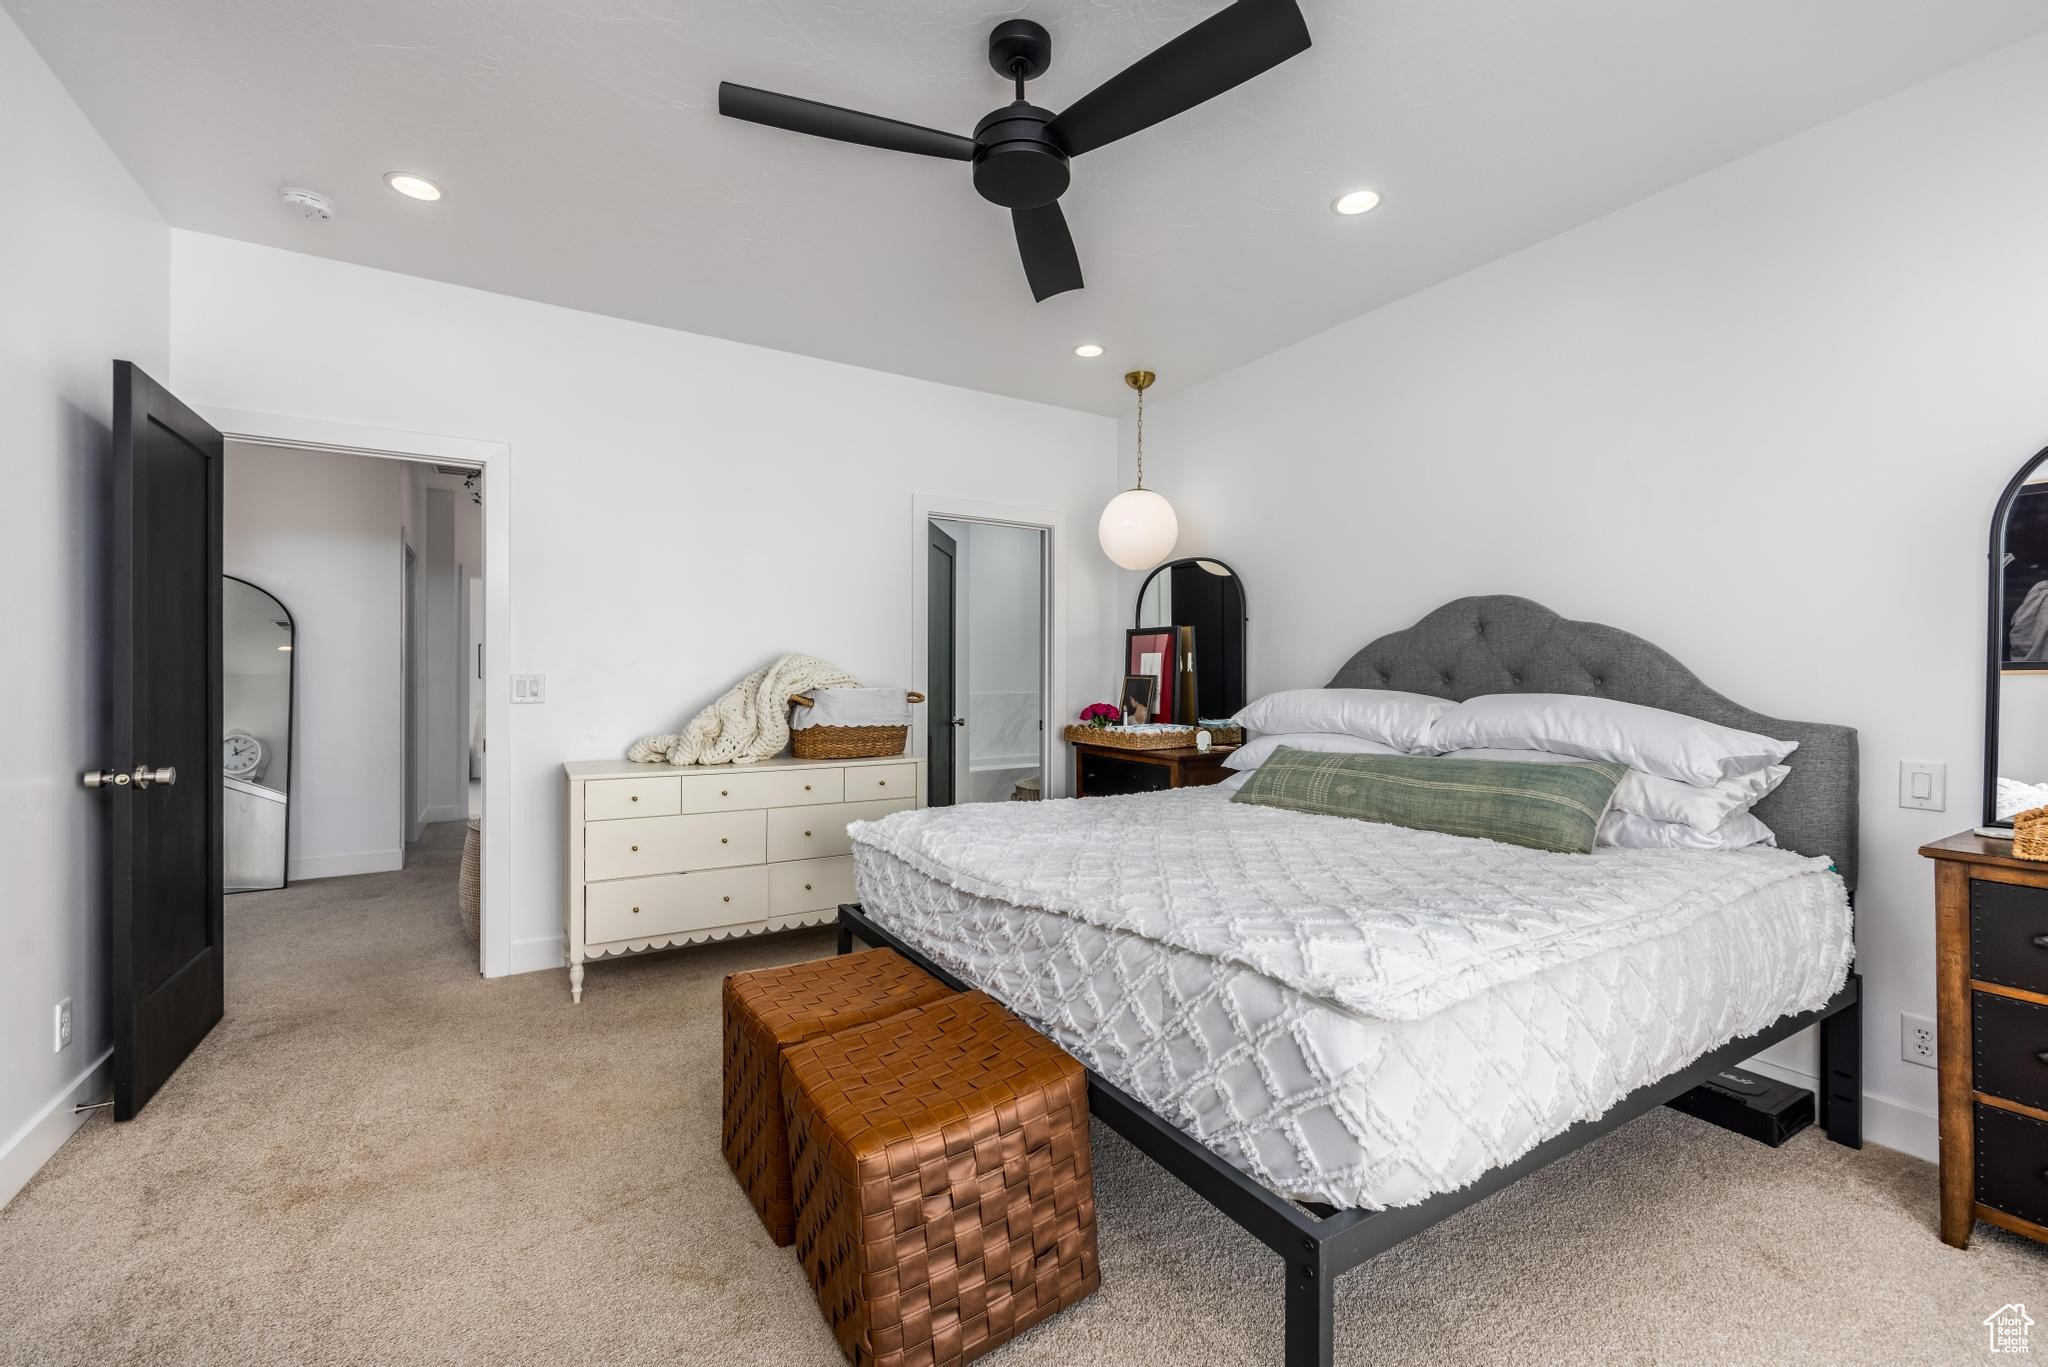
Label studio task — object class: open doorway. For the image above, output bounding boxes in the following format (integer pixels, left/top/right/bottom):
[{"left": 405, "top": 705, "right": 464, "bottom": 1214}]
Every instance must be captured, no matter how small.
[
  {"left": 220, "top": 440, "right": 486, "bottom": 955},
  {"left": 925, "top": 516, "right": 1048, "bottom": 806}
]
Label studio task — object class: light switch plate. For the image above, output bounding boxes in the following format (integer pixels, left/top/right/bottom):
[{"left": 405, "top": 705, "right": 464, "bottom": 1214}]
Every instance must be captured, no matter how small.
[
  {"left": 1899, "top": 760, "right": 1945, "bottom": 812},
  {"left": 511, "top": 673, "right": 545, "bottom": 704}
]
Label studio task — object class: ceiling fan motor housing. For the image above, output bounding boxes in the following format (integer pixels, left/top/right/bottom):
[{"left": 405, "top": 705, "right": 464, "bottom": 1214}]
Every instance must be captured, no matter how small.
[{"left": 971, "top": 103, "right": 1069, "bottom": 208}]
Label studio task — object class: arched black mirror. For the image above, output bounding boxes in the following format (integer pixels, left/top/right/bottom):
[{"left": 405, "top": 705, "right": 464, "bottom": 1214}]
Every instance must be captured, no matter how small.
[
  {"left": 223, "top": 575, "right": 294, "bottom": 891},
  {"left": 1135, "top": 557, "right": 1247, "bottom": 719},
  {"left": 1986, "top": 447, "right": 2048, "bottom": 828}
]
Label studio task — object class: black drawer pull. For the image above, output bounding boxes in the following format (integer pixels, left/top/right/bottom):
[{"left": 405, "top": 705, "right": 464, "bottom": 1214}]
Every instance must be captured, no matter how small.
[
  {"left": 2035, "top": 934, "right": 2048, "bottom": 949},
  {"left": 2039, "top": 1050, "right": 2048, "bottom": 1065}
]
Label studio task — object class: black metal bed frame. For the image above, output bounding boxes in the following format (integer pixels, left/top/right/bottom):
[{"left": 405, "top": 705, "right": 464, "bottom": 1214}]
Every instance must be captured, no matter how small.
[{"left": 837, "top": 902, "right": 1863, "bottom": 1367}]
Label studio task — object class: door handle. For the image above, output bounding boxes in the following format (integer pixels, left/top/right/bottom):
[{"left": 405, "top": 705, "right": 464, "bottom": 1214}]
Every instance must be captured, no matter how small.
[
  {"left": 130, "top": 765, "right": 176, "bottom": 789},
  {"left": 949, "top": 717, "right": 967, "bottom": 727},
  {"left": 81, "top": 769, "right": 131, "bottom": 790}
]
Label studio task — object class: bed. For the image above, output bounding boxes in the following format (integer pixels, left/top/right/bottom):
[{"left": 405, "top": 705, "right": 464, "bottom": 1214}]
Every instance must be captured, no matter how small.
[{"left": 837, "top": 595, "right": 1862, "bottom": 1366}]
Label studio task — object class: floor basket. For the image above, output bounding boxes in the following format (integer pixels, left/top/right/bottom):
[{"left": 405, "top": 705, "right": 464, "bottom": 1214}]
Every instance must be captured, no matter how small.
[
  {"left": 789, "top": 691, "right": 923, "bottom": 761},
  {"left": 459, "top": 818, "right": 481, "bottom": 944}
]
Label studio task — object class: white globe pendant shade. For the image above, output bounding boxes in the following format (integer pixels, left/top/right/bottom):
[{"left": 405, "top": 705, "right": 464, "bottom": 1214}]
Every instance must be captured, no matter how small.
[{"left": 1098, "top": 486, "right": 1179, "bottom": 571}]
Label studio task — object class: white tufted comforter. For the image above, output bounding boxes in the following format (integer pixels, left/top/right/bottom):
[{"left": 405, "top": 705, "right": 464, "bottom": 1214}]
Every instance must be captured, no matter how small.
[{"left": 849, "top": 788, "right": 1852, "bottom": 1209}]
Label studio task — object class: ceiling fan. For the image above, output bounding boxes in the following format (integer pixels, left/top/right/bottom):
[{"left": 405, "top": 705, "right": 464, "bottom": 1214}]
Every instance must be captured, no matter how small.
[{"left": 717, "top": 2, "right": 1312, "bottom": 303}]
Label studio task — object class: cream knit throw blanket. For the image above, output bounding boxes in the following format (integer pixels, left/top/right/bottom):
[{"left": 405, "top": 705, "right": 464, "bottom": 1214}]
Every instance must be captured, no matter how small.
[{"left": 627, "top": 654, "right": 859, "bottom": 766}]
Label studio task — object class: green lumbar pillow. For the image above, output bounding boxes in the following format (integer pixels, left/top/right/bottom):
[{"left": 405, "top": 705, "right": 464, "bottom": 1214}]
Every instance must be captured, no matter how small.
[{"left": 1230, "top": 748, "right": 1626, "bottom": 854}]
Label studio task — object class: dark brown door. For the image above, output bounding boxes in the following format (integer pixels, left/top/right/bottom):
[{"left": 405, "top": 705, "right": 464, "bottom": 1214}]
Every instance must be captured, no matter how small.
[
  {"left": 103, "top": 361, "right": 224, "bottom": 1119},
  {"left": 927, "top": 522, "right": 958, "bottom": 807}
]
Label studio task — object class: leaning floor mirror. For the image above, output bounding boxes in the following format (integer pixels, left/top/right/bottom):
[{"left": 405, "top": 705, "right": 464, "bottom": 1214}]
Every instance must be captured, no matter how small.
[{"left": 223, "top": 575, "right": 294, "bottom": 891}]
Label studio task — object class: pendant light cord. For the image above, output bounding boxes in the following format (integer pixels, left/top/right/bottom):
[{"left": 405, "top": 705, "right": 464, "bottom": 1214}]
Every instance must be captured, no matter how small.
[{"left": 1134, "top": 384, "right": 1145, "bottom": 490}]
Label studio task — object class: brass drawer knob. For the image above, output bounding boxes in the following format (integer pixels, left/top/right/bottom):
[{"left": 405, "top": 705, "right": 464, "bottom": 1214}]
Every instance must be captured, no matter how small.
[
  {"left": 630, "top": 844, "right": 639, "bottom": 852},
  {"left": 720, "top": 837, "right": 729, "bottom": 844},
  {"left": 803, "top": 830, "right": 812, "bottom": 838},
  {"left": 804, "top": 783, "right": 812, "bottom": 791},
  {"left": 631, "top": 906, "right": 640, "bottom": 914},
  {"left": 878, "top": 780, "right": 887, "bottom": 787},
  {"left": 720, "top": 789, "right": 729, "bottom": 797},
  {"left": 630, "top": 795, "right": 639, "bottom": 803},
  {"left": 804, "top": 883, "right": 813, "bottom": 892},
  {"left": 722, "top": 895, "right": 731, "bottom": 903}
]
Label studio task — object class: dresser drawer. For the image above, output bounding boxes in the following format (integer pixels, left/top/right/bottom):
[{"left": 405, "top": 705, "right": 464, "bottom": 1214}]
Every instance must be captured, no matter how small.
[
  {"left": 1974, "top": 992, "right": 2048, "bottom": 1111},
  {"left": 1971, "top": 879, "right": 2048, "bottom": 994},
  {"left": 765, "top": 798, "right": 915, "bottom": 862},
  {"left": 844, "top": 763, "right": 916, "bottom": 801},
  {"left": 1976, "top": 1102, "right": 2048, "bottom": 1227},
  {"left": 585, "top": 811, "right": 765, "bottom": 881},
  {"left": 675, "top": 767, "right": 843, "bottom": 813},
  {"left": 768, "top": 856, "right": 856, "bottom": 919},
  {"left": 585, "top": 775, "right": 681, "bottom": 821},
  {"left": 585, "top": 866, "right": 768, "bottom": 944}
]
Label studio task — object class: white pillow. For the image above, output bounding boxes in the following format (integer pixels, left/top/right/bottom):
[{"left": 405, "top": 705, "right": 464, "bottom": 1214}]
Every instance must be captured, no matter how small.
[
  {"left": 1426, "top": 694, "right": 1797, "bottom": 786},
  {"left": 1441, "top": 748, "right": 1790, "bottom": 830},
  {"left": 1223, "top": 732, "right": 1404, "bottom": 772},
  {"left": 1597, "top": 810, "right": 1777, "bottom": 851},
  {"left": 1214, "top": 769, "right": 1252, "bottom": 793},
  {"left": 1232, "top": 689, "right": 1452, "bottom": 754}
]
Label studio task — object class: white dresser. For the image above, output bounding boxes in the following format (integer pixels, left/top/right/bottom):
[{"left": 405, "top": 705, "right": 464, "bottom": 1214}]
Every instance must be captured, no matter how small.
[{"left": 561, "top": 755, "right": 924, "bottom": 1001}]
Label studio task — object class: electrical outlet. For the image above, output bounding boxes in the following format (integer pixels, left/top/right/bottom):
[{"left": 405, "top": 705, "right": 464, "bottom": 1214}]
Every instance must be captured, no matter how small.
[
  {"left": 510, "top": 673, "right": 545, "bottom": 704},
  {"left": 53, "top": 998, "right": 72, "bottom": 1054},
  {"left": 1901, "top": 1012, "right": 1937, "bottom": 1068}
]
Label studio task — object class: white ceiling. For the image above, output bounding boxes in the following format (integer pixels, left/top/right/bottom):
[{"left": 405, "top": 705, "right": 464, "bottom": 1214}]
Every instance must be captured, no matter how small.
[{"left": 13, "top": 1, "right": 2046, "bottom": 414}]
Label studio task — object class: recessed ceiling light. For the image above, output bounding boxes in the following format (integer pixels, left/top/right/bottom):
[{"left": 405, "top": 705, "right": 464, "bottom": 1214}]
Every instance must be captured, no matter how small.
[
  {"left": 1332, "top": 189, "right": 1381, "bottom": 216},
  {"left": 1073, "top": 343, "right": 1104, "bottom": 358},
  {"left": 385, "top": 172, "right": 443, "bottom": 202}
]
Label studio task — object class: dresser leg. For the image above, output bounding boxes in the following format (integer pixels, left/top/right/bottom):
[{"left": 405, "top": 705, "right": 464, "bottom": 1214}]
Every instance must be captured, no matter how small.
[
  {"left": 568, "top": 958, "right": 585, "bottom": 1004},
  {"left": 1818, "top": 979, "right": 1862, "bottom": 1149}
]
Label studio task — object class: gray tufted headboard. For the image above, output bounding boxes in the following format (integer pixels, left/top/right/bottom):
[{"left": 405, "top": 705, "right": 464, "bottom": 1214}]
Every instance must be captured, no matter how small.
[{"left": 1328, "top": 596, "right": 1859, "bottom": 890}]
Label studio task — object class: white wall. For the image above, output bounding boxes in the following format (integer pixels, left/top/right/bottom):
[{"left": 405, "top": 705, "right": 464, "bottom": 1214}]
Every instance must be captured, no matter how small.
[
  {"left": 224, "top": 442, "right": 407, "bottom": 879},
  {"left": 1123, "top": 34, "right": 2048, "bottom": 1160},
  {"left": 170, "top": 234, "right": 1120, "bottom": 975},
  {"left": 0, "top": 10, "right": 168, "bottom": 1206}
]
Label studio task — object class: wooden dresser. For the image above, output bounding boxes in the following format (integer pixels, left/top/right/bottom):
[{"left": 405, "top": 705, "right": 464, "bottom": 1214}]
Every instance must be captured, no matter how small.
[
  {"left": 1918, "top": 831, "right": 2048, "bottom": 1250},
  {"left": 1070, "top": 741, "right": 1237, "bottom": 797},
  {"left": 563, "top": 755, "right": 924, "bottom": 1002}
]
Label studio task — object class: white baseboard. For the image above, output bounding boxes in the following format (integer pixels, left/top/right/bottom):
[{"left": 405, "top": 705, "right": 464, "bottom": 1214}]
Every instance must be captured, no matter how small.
[
  {"left": 1, "top": 1048, "right": 113, "bottom": 1211},
  {"left": 420, "top": 803, "right": 464, "bottom": 824},
  {"left": 288, "top": 848, "right": 404, "bottom": 881},
  {"left": 1739, "top": 1056, "right": 1938, "bottom": 1162},
  {"left": 507, "top": 934, "right": 565, "bottom": 978}
]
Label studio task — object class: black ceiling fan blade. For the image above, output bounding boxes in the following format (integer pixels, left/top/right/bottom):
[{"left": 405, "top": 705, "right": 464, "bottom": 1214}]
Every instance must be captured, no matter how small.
[
  {"left": 1047, "top": 0, "right": 1311, "bottom": 158},
  {"left": 1012, "top": 202, "right": 1083, "bottom": 302},
  {"left": 718, "top": 82, "right": 975, "bottom": 161}
]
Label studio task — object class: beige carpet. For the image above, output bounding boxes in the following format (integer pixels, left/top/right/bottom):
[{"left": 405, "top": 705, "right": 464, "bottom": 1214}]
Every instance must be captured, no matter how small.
[{"left": 2, "top": 823, "right": 2040, "bottom": 1366}]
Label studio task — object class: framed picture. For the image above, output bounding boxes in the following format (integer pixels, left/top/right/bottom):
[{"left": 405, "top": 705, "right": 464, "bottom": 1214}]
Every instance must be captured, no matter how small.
[
  {"left": 1120, "top": 674, "right": 1158, "bottom": 725},
  {"left": 1126, "top": 628, "right": 1176, "bottom": 724}
]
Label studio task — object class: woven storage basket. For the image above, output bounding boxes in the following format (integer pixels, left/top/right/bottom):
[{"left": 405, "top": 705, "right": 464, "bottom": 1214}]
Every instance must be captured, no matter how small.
[
  {"left": 2014, "top": 805, "right": 2048, "bottom": 860},
  {"left": 458, "top": 819, "right": 481, "bottom": 944},
  {"left": 789, "top": 691, "right": 923, "bottom": 761},
  {"left": 1062, "top": 723, "right": 1197, "bottom": 751}
]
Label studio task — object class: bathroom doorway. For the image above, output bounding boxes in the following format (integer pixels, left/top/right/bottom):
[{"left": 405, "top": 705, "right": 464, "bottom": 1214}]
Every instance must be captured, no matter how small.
[{"left": 925, "top": 516, "right": 1048, "bottom": 806}]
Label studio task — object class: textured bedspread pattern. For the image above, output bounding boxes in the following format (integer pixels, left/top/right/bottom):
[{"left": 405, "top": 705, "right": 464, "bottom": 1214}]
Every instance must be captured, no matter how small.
[{"left": 849, "top": 789, "right": 1852, "bottom": 1208}]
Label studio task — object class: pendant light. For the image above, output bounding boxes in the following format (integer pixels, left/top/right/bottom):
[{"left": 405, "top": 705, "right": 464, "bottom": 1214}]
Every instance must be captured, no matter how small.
[{"left": 1098, "top": 369, "right": 1179, "bottom": 571}]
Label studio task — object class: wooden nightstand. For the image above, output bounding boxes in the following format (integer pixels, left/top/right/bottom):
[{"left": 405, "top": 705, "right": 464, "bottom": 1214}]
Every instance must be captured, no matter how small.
[
  {"left": 1070, "top": 741, "right": 1237, "bottom": 798},
  {"left": 1918, "top": 831, "right": 2048, "bottom": 1250}
]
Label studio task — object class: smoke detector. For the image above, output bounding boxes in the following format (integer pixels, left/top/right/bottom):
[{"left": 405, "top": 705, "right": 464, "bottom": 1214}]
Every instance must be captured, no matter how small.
[{"left": 280, "top": 187, "right": 333, "bottom": 221}]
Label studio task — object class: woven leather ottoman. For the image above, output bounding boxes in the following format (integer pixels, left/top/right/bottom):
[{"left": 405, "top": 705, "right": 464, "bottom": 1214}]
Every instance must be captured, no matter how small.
[
  {"left": 724, "top": 949, "right": 954, "bottom": 1246},
  {"left": 783, "top": 990, "right": 1098, "bottom": 1367}
]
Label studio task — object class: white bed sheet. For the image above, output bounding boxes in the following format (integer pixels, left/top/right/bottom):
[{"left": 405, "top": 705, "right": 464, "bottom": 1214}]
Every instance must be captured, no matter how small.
[{"left": 850, "top": 789, "right": 1852, "bottom": 1210}]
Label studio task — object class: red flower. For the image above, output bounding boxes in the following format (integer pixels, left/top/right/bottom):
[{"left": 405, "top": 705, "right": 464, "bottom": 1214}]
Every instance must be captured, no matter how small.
[{"left": 1079, "top": 702, "right": 1121, "bottom": 726}]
